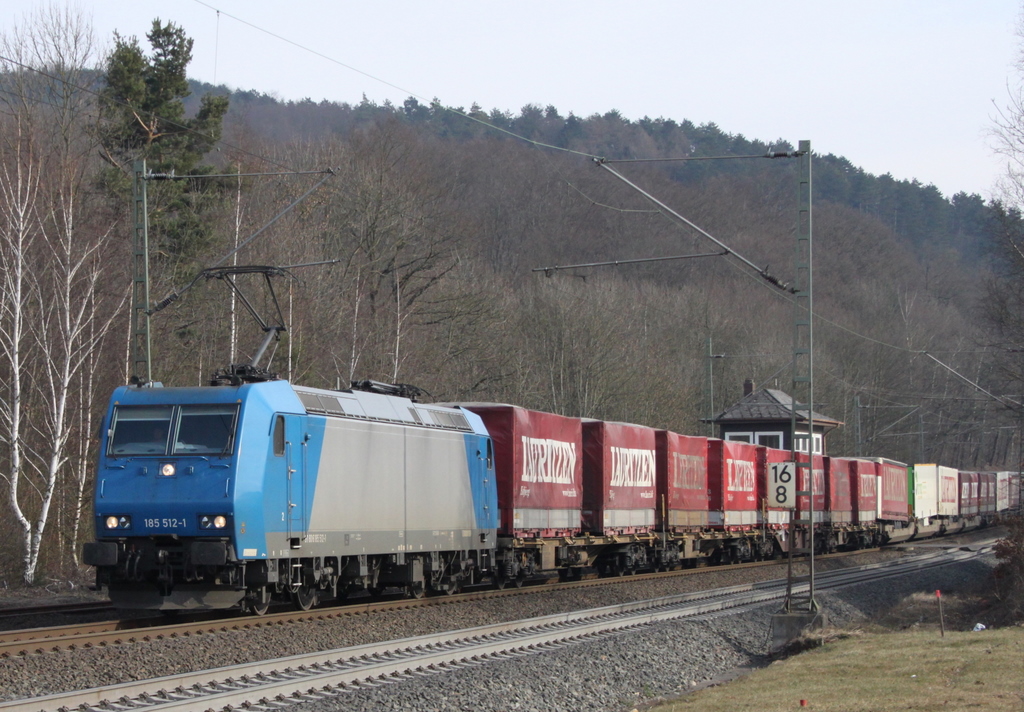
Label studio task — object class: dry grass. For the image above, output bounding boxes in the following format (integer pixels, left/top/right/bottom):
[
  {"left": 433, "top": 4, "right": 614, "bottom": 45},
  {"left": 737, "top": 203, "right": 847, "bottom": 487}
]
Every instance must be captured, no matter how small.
[
  {"left": 645, "top": 535, "right": 1021, "bottom": 712},
  {"left": 650, "top": 626, "right": 1024, "bottom": 712}
]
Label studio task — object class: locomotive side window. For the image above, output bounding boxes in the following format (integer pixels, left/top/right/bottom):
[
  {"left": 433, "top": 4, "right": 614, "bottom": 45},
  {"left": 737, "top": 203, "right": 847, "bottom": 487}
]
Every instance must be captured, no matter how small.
[
  {"left": 173, "top": 405, "right": 238, "bottom": 455},
  {"left": 273, "top": 415, "right": 285, "bottom": 456},
  {"left": 108, "top": 406, "right": 174, "bottom": 455}
]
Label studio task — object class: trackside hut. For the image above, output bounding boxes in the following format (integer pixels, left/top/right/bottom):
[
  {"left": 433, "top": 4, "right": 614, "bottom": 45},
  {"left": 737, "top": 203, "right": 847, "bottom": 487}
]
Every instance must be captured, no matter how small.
[{"left": 704, "top": 381, "right": 842, "bottom": 456}]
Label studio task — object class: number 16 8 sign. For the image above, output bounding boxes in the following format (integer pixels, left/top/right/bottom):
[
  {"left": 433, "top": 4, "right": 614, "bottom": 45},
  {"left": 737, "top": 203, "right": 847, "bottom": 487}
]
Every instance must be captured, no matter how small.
[{"left": 769, "top": 462, "right": 796, "bottom": 508}]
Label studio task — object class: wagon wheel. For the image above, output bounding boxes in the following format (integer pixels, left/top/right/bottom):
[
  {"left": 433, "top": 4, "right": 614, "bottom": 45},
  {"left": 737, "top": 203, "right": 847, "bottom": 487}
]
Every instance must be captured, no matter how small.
[
  {"left": 291, "top": 585, "right": 319, "bottom": 611},
  {"left": 512, "top": 573, "right": 525, "bottom": 588},
  {"left": 245, "top": 586, "right": 272, "bottom": 616}
]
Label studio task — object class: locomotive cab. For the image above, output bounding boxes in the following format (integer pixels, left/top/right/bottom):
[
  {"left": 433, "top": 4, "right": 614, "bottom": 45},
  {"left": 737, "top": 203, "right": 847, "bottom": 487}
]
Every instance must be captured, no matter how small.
[{"left": 84, "top": 387, "right": 247, "bottom": 610}]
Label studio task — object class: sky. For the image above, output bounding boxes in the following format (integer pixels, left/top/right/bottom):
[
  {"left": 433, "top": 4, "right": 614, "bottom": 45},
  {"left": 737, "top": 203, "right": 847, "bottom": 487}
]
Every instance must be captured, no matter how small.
[{"left": 3, "top": 1, "right": 1022, "bottom": 200}]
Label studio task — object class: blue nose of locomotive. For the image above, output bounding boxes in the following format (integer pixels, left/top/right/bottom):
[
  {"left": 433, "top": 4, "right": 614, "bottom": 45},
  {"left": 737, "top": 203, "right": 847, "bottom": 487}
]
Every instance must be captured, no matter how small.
[
  {"left": 95, "top": 457, "right": 236, "bottom": 538},
  {"left": 85, "top": 385, "right": 249, "bottom": 609},
  {"left": 93, "top": 387, "right": 241, "bottom": 541}
]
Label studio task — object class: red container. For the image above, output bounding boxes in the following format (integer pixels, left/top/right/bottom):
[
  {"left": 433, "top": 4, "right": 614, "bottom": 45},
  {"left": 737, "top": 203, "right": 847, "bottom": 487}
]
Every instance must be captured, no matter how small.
[
  {"left": 874, "top": 458, "right": 909, "bottom": 522},
  {"left": 655, "top": 431, "right": 709, "bottom": 530},
  {"left": 851, "top": 459, "right": 878, "bottom": 525},
  {"left": 959, "top": 471, "right": 979, "bottom": 517},
  {"left": 979, "top": 472, "right": 997, "bottom": 514},
  {"left": 797, "top": 453, "right": 827, "bottom": 523},
  {"left": 825, "top": 457, "right": 854, "bottom": 524},
  {"left": 758, "top": 446, "right": 793, "bottom": 528},
  {"left": 996, "top": 472, "right": 1011, "bottom": 512},
  {"left": 462, "top": 404, "right": 583, "bottom": 537},
  {"left": 582, "top": 420, "right": 658, "bottom": 535},
  {"left": 707, "top": 439, "right": 759, "bottom": 528}
]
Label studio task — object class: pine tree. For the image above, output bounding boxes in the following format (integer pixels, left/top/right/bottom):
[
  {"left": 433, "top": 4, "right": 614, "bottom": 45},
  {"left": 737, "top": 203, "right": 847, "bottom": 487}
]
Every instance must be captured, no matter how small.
[{"left": 99, "top": 19, "right": 229, "bottom": 261}]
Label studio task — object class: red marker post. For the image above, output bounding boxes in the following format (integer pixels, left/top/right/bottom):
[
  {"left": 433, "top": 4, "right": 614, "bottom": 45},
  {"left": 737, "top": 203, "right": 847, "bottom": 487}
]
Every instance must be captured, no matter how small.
[{"left": 936, "top": 590, "right": 945, "bottom": 637}]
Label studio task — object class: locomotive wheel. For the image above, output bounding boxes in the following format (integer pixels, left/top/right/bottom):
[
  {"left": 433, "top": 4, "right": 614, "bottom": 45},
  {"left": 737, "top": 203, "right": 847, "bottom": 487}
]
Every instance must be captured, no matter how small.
[
  {"left": 513, "top": 574, "right": 525, "bottom": 588},
  {"left": 291, "top": 585, "right": 318, "bottom": 611},
  {"left": 406, "top": 583, "right": 425, "bottom": 599},
  {"left": 246, "top": 587, "right": 272, "bottom": 616}
]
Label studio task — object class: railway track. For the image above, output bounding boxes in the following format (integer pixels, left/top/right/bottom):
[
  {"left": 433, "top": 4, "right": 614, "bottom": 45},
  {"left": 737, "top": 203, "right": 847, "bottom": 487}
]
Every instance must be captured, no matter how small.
[
  {"left": 0, "top": 545, "right": 991, "bottom": 712},
  {"left": 0, "top": 547, "right": 883, "bottom": 658},
  {"left": 0, "top": 602, "right": 114, "bottom": 621}
]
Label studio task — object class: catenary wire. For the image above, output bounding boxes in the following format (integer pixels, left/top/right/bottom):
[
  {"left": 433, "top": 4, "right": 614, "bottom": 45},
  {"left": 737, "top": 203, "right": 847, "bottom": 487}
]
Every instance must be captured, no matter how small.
[
  {"left": 6, "top": 11, "right": 1013, "bottom": 413},
  {"left": 0, "top": 52, "right": 302, "bottom": 174},
  {"left": 191, "top": 0, "right": 602, "bottom": 161}
]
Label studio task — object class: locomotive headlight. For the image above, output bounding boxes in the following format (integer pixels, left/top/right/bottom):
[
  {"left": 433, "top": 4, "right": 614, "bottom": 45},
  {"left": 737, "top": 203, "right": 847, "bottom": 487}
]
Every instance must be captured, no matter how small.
[
  {"left": 200, "top": 514, "right": 229, "bottom": 529},
  {"left": 160, "top": 463, "right": 176, "bottom": 477}
]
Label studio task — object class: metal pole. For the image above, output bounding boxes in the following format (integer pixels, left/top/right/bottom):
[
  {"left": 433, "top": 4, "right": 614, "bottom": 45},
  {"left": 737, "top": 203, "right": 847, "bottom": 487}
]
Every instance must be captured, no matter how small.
[
  {"left": 784, "top": 140, "right": 817, "bottom": 614},
  {"left": 855, "top": 395, "right": 862, "bottom": 457},
  {"left": 800, "top": 140, "right": 817, "bottom": 612},
  {"left": 131, "top": 160, "right": 152, "bottom": 384},
  {"left": 708, "top": 337, "right": 715, "bottom": 437},
  {"left": 919, "top": 412, "right": 925, "bottom": 463}
]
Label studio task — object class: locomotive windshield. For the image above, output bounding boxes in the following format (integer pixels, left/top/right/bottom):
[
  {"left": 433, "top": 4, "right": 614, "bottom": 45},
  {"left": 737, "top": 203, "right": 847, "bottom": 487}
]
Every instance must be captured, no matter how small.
[{"left": 108, "top": 404, "right": 238, "bottom": 456}]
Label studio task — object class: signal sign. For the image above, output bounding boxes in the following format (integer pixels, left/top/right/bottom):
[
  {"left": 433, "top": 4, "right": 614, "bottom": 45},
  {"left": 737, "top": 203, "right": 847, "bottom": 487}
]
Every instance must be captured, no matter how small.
[{"left": 769, "top": 462, "right": 796, "bottom": 508}]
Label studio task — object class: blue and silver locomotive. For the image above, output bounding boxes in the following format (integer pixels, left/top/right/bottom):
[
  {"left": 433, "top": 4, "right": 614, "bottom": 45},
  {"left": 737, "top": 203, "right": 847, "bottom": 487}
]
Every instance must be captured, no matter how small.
[{"left": 83, "top": 379, "right": 498, "bottom": 612}]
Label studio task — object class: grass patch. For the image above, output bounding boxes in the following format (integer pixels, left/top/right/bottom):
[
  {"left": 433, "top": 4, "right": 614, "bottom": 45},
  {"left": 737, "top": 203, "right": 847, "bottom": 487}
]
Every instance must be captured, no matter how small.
[{"left": 652, "top": 627, "right": 1024, "bottom": 711}]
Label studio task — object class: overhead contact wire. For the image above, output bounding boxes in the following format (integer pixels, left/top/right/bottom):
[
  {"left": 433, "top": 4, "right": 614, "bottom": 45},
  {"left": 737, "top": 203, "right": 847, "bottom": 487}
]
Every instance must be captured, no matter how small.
[
  {"left": 0, "top": 52, "right": 300, "bottom": 174},
  {"left": 191, "top": 0, "right": 602, "bottom": 160}
]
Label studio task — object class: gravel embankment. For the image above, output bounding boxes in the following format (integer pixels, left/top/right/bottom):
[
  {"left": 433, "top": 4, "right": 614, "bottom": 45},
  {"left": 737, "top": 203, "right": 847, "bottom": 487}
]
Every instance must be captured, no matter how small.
[
  {"left": 286, "top": 555, "right": 998, "bottom": 712},
  {"left": 0, "top": 548, "right": 998, "bottom": 710}
]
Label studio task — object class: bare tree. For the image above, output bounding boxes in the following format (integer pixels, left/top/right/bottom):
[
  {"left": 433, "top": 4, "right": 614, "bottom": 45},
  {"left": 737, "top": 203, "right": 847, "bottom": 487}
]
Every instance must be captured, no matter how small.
[
  {"left": 0, "top": 6, "right": 122, "bottom": 583},
  {"left": 0, "top": 58, "right": 42, "bottom": 582}
]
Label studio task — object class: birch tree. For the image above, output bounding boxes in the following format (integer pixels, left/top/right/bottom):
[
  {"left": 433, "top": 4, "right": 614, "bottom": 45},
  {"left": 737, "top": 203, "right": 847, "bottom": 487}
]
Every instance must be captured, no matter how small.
[
  {"left": 0, "top": 6, "right": 120, "bottom": 582},
  {"left": 0, "top": 57, "right": 41, "bottom": 583}
]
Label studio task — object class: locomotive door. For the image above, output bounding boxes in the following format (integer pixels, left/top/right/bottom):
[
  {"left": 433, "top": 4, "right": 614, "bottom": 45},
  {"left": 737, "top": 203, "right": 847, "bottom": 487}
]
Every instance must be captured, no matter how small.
[{"left": 281, "top": 415, "right": 307, "bottom": 546}]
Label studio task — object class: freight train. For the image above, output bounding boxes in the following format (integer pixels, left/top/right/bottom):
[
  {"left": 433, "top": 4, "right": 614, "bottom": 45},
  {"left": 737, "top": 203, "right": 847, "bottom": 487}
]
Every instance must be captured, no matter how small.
[{"left": 82, "top": 378, "right": 1021, "bottom": 613}]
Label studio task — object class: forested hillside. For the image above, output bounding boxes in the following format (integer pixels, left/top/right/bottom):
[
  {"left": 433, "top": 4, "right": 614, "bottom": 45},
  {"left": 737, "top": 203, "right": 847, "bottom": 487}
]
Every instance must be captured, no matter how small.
[
  {"left": 0, "top": 14, "right": 1018, "bottom": 584},
  {"left": 195, "top": 86, "right": 994, "bottom": 262}
]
